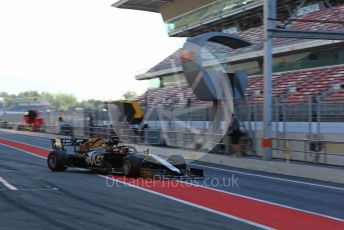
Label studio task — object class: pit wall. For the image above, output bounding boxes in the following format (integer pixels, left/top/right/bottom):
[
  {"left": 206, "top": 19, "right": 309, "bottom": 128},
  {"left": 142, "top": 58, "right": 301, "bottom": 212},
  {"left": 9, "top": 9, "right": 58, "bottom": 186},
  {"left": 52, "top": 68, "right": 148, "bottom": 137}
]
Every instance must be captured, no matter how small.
[
  {"left": 148, "top": 122, "right": 344, "bottom": 166},
  {"left": 1, "top": 128, "right": 343, "bottom": 184}
]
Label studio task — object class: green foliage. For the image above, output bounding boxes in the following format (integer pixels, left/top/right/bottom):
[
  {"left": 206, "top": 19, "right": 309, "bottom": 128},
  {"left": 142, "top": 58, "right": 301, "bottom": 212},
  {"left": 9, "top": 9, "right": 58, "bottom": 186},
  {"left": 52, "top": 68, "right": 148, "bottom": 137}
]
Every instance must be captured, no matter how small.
[
  {"left": 0, "top": 91, "right": 106, "bottom": 111},
  {"left": 79, "top": 100, "right": 105, "bottom": 110},
  {"left": 0, "top": 92, "right": 9, "bottom": 97},
  {"left": 52, "top": 93, "right": 78, "bottom": 111},
  {"left": 18, "top": 90, "right": 40, "bottom": 98},
  {"left": 41, "top": 92, "right": 55, "bottom": 101}
]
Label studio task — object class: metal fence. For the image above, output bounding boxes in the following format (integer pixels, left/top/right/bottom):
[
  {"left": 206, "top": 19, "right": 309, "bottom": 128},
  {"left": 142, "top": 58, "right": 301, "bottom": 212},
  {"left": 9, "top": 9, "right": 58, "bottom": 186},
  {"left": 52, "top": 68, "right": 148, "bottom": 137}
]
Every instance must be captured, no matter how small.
[{"left": 1, "top": 100, "right": 344, "bottom": 166}]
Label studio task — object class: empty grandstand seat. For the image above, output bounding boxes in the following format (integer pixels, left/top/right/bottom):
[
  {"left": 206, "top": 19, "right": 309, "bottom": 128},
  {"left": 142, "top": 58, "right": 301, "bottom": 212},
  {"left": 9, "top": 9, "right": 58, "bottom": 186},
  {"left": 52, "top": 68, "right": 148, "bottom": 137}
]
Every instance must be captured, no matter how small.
[
  {"left": 137, "top": 64, "right": 344, "bottom": 107},
  {"left": 323, "top": 88, "right": 344, "bottom": 102}
]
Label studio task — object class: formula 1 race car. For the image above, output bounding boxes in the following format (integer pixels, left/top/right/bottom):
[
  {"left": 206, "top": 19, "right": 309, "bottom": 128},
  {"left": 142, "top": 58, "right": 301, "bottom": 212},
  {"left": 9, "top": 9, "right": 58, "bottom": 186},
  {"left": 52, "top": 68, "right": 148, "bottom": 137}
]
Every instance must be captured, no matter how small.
[{"left": 47, "top": 138, "right": 203, "bottom": 178}]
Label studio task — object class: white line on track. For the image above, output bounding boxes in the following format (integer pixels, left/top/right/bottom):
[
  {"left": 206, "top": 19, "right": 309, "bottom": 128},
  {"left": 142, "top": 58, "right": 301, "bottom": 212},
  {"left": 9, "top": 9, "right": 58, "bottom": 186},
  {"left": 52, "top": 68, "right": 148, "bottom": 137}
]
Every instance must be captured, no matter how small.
[
  {"left": 0, "top": 143, "right": 47, "bottom": 159},
  {"left": 17, "top": 187, "right": 59, "bottom": 191},
  {"left": 4, "top": 137, "right": 343, "bottom": 192},
  {"left": 99, "top": 175, "right": 274, "bottom": 230},
  {"left": 1, "top": 138, "right": 343, "bottom": 224},
  {"left": 1, "top": 138, "right": 51, "bottom": 152},
  {"left": 0, "top": 140, "right": 272, "bottom": 229},
  {"left": 0, "top": 176, "right": 18, "bottom": 190},
  {"left": 3, "top": 136, "right": 343, "bottom": 191},
  {"left": 189, "top": 163, "right": 344, "bottom": 192},
  {"left": 177, "top": 177, "right": 344, "bottom": 223},
  {"left": 0, "top": 132, "right": 62, "bottom": 142}
]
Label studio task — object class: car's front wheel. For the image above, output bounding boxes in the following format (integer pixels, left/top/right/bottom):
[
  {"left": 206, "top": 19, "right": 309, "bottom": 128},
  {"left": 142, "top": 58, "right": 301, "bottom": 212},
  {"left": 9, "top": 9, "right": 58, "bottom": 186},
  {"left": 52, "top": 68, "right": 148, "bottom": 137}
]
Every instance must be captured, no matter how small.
[{"left": 123, "top": 154, "right": 141, "bottom": 178}]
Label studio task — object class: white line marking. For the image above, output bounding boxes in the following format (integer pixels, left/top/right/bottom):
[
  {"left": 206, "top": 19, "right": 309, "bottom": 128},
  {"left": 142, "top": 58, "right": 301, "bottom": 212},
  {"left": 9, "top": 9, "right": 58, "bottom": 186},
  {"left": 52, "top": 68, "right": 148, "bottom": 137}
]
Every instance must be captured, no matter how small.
[
  {"left": 0, "top": 140, "right": 272, "bottom": 228},
  {"left": 99, "top": 175, "right": 274, "bottom": 230},
  {"left": 17, "top": 188, "right": 59, "bottom": 191},
  {"left": 0, "top": 188, "right": 59, "bottom": 191},
  {"left": 189, "top": 163, "right": 344, "bottom": 192},
  {"left": 0, "top": 177, "right": 18, "bottom": 190},
  {"left": 0, "top": 137, "right": 51, "bottom": 151},
  {"left": 0, "top": 143, "right": 47, "bottom": 159},
  {"left": 4, "top": 136, "right": 342, "bottom": 191},
  {"left": 1, "top": 138, "right": 343, "bottom": 223},
  {"left": 0, "top": 131, "right": 61, "bottom": 141},
  {"left": 177, "top": 178, "right": 344, "bottom": 223}
]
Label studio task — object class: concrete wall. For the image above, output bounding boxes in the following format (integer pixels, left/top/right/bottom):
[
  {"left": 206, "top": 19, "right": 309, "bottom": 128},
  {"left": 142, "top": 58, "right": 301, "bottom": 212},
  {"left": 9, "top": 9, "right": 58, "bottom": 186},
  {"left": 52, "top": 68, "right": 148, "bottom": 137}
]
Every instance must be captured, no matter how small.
[
  {"left": 151, "top": 125, "right": 344, "bottom": 166},
  {"left": 252, "top": 131, "right": 344, "bottom": 166}
]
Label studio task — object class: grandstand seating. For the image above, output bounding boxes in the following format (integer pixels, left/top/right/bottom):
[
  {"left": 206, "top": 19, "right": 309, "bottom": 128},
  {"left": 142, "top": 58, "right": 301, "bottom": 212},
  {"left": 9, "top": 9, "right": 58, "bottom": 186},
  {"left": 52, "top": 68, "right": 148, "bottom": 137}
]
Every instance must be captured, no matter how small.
[
  {"left": 136, "top": 4, "right": 344, "bottom": 107},
  {"left": 291, "top": 4, "right": 344, "bottom": 32},
  {"left": 323, "top": 88, "right": 344, "bottom": 102},
  {"left": 282, "top": 66, "right": 344, "bottom": 103},
  {"left": 145, "top": 4, "right": 344, "bottom": 75},
  {"left": 248, "top": 65, "right": 344, "bottom": 104},
  {"left": 136, "top": 64, "right": 344, "bottom": 107},
  {"left": 136, "top": 85, "right": 206, "bottom": 108},
  {"left": 322, "top": 69, "right": 344, "bottom": 102}
]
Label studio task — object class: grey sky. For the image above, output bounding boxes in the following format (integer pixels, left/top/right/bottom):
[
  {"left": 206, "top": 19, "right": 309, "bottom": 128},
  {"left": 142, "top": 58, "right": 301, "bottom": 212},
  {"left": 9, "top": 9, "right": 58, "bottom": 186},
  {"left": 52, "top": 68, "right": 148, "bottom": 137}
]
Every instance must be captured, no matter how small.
[{"left": 0, "top": 0, "right": 185, "bottom": 100}]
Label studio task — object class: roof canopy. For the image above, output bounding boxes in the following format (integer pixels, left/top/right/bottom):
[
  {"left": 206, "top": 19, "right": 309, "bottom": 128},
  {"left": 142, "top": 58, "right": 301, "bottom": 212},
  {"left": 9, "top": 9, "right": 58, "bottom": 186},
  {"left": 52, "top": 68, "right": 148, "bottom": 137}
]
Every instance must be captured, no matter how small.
[{"left": 112, "top": 0, "right": 171, "bottom": 13}]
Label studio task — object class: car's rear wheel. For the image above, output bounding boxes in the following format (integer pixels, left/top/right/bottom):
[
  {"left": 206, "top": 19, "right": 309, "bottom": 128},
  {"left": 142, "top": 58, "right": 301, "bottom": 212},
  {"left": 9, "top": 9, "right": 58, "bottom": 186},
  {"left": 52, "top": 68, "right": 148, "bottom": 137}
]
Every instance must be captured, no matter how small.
[
  {"left": 47, "top": 151, "right": 68, "bottom": 172},
  {"left": 123, "top": 154, "right": 141, "bottom": 178},
  {"left": 167, "top": 155, "right": 186, "bottom": 171}
]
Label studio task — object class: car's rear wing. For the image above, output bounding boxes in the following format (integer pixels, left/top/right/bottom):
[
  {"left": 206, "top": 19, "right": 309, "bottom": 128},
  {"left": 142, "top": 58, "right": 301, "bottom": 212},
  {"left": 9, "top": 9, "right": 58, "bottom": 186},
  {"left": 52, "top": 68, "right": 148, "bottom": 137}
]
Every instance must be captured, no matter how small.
[{"left": 51, "top": 138, "right": 88, "bottom": 151}]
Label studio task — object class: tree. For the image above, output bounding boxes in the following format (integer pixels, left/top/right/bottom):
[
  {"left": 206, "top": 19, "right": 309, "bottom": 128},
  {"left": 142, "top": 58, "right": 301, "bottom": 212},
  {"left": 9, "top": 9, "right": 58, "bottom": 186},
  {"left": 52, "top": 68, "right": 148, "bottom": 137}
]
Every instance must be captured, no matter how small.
[
  {"left": 18, "top": 91, "right": 40, "bottom": 98},
  {"left": 79, "top": 100, "right": 105, "bottom": 110},
  {"left": 52, "top": 93, "right": 78, "bottom": 111},
  {"left": 123, "top": 91, "right": 137, "bottom": 100},
  {"left": 41, "top": 92, "right": 54, "bottom": 102},
  {"left": 0, "top": 91, "right": 108, "bottom": 111},
  {"left": 0, "top": 92, "right": 9, "bottom": 97}
]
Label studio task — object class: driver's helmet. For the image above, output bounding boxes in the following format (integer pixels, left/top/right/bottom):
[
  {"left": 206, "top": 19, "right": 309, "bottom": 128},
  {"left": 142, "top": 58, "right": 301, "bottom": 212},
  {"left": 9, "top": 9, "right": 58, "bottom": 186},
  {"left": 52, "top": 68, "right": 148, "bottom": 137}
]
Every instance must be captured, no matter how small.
[{"left": 122, "top": 147, "right": 129, "bottom": 154}]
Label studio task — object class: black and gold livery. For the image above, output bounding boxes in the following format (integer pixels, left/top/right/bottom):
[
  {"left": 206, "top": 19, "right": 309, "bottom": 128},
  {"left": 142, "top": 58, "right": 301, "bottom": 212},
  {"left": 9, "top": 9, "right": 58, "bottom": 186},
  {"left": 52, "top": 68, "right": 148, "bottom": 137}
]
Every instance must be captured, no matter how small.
[{"left": 47, "top": 138, "right": 203, "bottom": 179}]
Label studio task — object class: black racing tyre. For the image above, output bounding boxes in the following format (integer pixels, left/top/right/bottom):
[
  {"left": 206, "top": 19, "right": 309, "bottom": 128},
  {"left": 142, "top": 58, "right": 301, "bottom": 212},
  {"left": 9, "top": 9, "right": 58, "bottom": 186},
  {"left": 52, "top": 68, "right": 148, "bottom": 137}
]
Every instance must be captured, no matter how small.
[
  {"left": 122, "top": 154, "right": 141, "bottom": 178},
  {"left": 47, "top": 151, "right": 68, "bottom": 172},
  {"left": 167, "top": 155, "right": 186, "bottom": 170}
]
